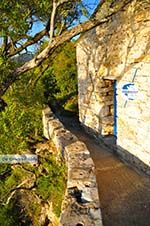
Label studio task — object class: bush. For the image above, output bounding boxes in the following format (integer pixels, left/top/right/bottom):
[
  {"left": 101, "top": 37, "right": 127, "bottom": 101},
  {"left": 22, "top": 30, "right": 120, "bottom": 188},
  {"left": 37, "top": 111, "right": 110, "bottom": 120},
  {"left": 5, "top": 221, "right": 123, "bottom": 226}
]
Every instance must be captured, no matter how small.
[
  {"left": 42, "top": 41, "right": 78, "bottom": 113},
  {"left": 64, "top": 96, "right": 78, "bottom": 112},
  {"left": 0, "top": 71, "right": 45, "bottom": 154},
  {"left": 36, "top": 155, "right": 66, "bottom": 217}
]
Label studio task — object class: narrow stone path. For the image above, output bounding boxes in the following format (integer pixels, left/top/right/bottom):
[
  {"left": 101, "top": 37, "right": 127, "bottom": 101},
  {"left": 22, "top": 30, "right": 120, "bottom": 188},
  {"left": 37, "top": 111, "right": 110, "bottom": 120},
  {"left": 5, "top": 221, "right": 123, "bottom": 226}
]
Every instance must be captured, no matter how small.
[{"left": 59, "top": 115, "right": 150, "bottom": 226}]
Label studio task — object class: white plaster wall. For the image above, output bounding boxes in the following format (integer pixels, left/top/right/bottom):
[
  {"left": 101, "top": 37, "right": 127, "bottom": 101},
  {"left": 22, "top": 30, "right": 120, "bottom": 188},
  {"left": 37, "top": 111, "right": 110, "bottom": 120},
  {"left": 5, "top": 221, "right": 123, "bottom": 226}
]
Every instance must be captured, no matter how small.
[{"left": 117, "top": 60, "right": 150, "bottom": 168}]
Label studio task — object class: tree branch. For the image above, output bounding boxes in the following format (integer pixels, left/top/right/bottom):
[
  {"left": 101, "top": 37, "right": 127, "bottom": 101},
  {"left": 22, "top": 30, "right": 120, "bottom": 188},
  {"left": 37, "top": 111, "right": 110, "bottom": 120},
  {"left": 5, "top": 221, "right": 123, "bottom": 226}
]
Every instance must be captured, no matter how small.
[
  {"left": 57, "top": 0, "right": 70, "bottom": 6},
  {"left": 0, "top": 18, "right": 114, "bottom": 97},
  {"left": 8, "top": 29, "right": 47, "bottom": 57},
  {"left": 49, "top": 0, "right": 72, "bottom": 41},
  {"left": 0, "top": 0, "right": 134, "bottom": 98},
  {"left": 7, "top": 1, "right": 70, "bottom": 57},
  {"left": 49, "top": 0, "right": 58, "bottom": 42}
]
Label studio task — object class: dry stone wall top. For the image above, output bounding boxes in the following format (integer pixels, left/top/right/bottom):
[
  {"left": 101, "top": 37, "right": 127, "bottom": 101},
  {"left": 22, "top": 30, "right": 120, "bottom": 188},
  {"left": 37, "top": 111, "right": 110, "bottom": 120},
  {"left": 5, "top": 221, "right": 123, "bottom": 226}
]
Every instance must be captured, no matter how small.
[{"left": 42, "top": 107, "right": 103, "bottom": 226}]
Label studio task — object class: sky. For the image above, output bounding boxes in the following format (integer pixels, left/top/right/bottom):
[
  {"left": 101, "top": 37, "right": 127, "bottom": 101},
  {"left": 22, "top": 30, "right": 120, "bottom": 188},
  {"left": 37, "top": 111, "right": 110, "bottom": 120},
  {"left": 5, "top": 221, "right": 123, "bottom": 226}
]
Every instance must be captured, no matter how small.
[
  {"left": 31, "top": 0, "right": 99, "bottom": 35},
  {"left": 82, "top": 0, "right": 99, "bottom": 13},
  {"left": 29, "top": 0, "right": 100, "bottom": 35},
  {"left": 0, "top": 0, "right": 99, "bottom": 53},
  {"left": 27, "top": 0, "right": 99, "bottom": 52}
]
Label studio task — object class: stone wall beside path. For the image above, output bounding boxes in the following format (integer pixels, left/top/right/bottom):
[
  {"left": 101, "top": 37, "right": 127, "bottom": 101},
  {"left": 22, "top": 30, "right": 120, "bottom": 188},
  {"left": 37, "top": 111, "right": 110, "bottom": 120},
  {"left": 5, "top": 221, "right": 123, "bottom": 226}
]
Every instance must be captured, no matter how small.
[{"left": 42, "top": 107, "right": 103, "bottom": 226}]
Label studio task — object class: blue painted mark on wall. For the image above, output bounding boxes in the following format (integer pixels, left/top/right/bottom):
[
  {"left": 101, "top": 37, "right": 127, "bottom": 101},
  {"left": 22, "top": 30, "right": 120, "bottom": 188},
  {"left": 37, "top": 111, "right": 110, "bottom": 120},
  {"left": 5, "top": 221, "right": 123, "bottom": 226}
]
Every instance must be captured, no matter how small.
[
  {"left": 122, "top": 83, "right": 138, "bottom": 101},
  {"left": 114, "top": 80, "right": 117, "bottom": 137},
  {"left": 123, "top": 67, "right": 140, "bottom": 107}
]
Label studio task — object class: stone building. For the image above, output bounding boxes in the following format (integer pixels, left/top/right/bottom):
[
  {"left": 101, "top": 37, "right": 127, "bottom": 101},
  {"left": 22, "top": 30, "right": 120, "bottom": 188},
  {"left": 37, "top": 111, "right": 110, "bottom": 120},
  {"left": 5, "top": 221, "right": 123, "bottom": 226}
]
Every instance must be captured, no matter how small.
[{"left": 76, "top": 0, "right": 150, "bottom": 174}]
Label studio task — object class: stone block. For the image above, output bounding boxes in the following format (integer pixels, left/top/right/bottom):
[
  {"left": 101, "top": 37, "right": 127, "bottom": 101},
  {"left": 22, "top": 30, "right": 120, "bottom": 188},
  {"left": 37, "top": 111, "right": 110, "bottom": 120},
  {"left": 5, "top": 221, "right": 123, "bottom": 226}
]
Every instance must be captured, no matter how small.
[
  {"left": 65, "top": 141, "right": 90, "bottom": 155},
  {"left": 96, "top": 87, "right": 113, "bottom": 94},
  {"left": 89, "top": 208, "right": 102, "bottom": 220},
  {"left": 53, "top": 128, "right": 78, "bottom": 158},
  {"left": 100, "top": 106, "right": 110, "bottom": 117},
  {"left": 68, "top": 155, "right": 94, "bottom": 169},
  {"left": 101, "top": 116, "right": 113, "bottom": 124},
  {"left": 48, "top": 119, "right": 64, "bottom": 138},
  {"left": 105, "top": 100, "right": 114, "bottom": 106},
  {"left": 42, "top": 108, "right": 55, "bottom": 139},
  {"left": 68, "top": 167, "right": 96, "bottom": 182}
]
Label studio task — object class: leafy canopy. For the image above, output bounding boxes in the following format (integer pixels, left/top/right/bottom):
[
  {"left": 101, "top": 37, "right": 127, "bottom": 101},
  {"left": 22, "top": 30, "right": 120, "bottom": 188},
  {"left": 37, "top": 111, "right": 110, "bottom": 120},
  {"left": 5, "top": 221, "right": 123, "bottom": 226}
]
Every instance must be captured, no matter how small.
[{"left": 0, "top": 0, "right": 89, "bottom": 56}]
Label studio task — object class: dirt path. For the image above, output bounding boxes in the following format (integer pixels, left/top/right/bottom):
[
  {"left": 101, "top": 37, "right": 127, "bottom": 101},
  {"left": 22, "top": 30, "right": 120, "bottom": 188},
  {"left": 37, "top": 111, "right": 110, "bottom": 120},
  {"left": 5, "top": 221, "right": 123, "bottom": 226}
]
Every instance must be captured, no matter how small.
[{"left": 59, "top": 115, "right": 150, "bottom": 226}]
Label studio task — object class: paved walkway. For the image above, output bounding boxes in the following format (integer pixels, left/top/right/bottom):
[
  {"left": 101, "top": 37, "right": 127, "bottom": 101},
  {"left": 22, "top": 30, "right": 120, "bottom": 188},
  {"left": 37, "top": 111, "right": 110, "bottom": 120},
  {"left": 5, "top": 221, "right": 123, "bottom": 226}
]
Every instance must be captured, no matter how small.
[{"left": 59, "top": 116, "right": 150, "bottom": 226}]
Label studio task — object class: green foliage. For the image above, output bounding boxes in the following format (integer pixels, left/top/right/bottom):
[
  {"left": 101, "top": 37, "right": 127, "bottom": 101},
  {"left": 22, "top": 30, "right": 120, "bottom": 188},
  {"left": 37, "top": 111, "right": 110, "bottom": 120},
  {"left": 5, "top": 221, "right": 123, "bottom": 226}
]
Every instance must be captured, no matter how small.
[
  {"left": 0, "top": 40, "right": 76, "bottom": 225},
  {"left": 0, "top": 200, "right": 31, "bottom": 226},
  {"left": 0, "top": 0, "right": 85, "bottom": 57},
  {"left": 0, "top": 21, "right": 77, "bottom": 226},
  {"left": 0, "top": 165, "right": 32, "bottom": 226},
  {"left": 0, "top": 55, "right": 16, "bottom": 85},
  {"left": 0, "top": 152, "right": 66, "bottom": 225},
  {"left": 53, "top": 42, "right": 77, "bottom": 97},
  {"left": 42, "top": 41, "right": 78, "bottom": 112},
  {"left": 36, "top": 155, "right": 66, "bottom": 216},
  {"left": 0, "top": 71, "right": 45, "bottom": 154},
  {"left": 0, "top": 0, "right": 52, "bottom": 40},
  {"left": 64, "top": 96, "right": 78, "bottom": 112},
  {"left": 42, "top": 67, "right": 59, "bottom": 104}
]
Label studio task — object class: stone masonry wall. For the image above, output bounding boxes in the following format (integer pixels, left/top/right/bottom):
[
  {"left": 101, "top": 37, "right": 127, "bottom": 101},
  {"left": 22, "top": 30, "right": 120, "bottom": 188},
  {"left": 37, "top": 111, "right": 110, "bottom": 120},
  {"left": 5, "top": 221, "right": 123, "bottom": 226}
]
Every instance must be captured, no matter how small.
[
  {"left": 42, "top": 107, "right": 103, "bottom": 226},
  {"left": 77, "top": 0, "right": 150, "bottom": 174}
]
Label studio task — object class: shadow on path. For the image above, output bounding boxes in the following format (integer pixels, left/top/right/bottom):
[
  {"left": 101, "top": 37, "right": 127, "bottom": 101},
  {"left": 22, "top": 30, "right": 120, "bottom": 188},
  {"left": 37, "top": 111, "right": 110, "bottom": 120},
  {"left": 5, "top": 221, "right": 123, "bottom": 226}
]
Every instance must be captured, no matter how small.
[{"left": 58, "top": 115, "right": 150, "bottom": 226}]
